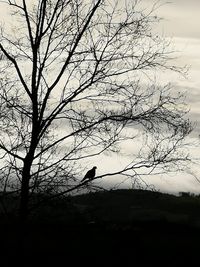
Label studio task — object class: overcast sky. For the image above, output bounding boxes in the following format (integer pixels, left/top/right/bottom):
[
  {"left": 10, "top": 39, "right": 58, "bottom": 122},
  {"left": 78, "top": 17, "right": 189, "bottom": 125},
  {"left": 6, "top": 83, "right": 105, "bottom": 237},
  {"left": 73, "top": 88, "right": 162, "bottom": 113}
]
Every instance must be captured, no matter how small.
[
  {"left": 146, "top": 0, "right": 200, "bottom": 194},
  {"left": 101, "top": 0, "right": 200, "bottom": 194},
  {"left": 153, "top": 0, "right": 200, "bottom": 134}
]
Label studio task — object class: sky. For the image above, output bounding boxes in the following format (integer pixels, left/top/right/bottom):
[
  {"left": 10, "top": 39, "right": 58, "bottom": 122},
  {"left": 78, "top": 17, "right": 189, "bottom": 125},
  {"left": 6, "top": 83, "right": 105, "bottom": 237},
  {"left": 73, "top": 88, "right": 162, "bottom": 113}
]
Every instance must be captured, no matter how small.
[
  {"left": 0, "top": 0, "right": 200, "bottom": 195},
  {"left": 95, "top": 0, "right": 200, "bottom": 194},
  {"left": 142, "top": 0, "right": 200, "bottom": 194}
]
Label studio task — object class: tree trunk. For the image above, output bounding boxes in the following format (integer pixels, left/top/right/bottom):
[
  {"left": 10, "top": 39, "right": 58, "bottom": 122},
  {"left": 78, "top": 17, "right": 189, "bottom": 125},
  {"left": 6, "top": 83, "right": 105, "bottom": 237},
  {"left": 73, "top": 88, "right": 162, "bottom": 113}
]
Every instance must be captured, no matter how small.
[
  {"left": 19, "top": 119, "right": 39, "bottom": 221},
  {"left": 19, "top": 158, "right": 32, "bottom": 221}
]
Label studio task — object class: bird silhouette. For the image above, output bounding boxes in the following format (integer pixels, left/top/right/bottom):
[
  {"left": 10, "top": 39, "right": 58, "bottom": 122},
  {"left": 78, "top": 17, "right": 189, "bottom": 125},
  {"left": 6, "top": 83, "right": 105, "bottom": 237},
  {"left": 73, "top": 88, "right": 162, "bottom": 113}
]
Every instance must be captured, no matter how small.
[{"left": 81, "top": 166, "right": 97, "bottom": 182}]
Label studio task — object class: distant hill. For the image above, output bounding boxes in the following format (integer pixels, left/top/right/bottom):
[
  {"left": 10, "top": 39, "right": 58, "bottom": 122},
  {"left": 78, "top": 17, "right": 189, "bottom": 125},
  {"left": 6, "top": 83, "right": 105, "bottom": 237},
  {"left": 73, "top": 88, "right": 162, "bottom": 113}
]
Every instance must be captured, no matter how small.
[
  {"left": 69, "top": 189, "right": 200, "bottom": 227},
  {"left": 1, "top": 188, "right": 200, "bottom": 227},
  {"left": 1, "top": 189, "right": 200, "bottom": 266}
]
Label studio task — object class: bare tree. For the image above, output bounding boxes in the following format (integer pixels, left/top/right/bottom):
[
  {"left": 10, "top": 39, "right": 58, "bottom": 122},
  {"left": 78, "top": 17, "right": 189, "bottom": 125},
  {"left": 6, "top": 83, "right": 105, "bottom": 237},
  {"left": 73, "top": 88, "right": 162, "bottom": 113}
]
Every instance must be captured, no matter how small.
[{"left": 0, "top": 0, "right": 192, "bottom": 220}]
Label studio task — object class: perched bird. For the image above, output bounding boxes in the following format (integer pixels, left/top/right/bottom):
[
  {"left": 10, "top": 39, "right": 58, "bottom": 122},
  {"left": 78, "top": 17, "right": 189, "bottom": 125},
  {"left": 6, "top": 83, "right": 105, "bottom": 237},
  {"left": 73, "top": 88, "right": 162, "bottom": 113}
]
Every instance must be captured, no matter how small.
[{"left": 81, "top": 166, "right": 97, "bottom": 182}]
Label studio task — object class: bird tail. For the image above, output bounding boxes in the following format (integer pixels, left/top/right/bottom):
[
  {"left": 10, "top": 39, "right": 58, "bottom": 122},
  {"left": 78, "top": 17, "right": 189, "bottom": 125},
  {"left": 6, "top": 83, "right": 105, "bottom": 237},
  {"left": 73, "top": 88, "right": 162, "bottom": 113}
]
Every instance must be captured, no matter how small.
[{"left": 81, "top": 176, "right": 87, "bottom": 182}]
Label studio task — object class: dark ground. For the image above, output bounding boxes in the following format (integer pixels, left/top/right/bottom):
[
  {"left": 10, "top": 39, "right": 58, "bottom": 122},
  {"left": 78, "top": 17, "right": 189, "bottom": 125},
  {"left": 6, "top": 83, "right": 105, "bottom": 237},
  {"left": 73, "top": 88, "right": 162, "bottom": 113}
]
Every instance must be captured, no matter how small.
[{"left": 1, "top": 189, "right": 200, "bottom": 266}]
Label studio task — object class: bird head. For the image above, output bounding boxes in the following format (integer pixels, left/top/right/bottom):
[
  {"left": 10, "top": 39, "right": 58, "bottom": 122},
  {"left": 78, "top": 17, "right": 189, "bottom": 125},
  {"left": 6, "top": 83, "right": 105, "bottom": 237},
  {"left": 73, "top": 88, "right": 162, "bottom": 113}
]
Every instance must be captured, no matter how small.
[{"left": 93, "top": 166, "right": 97, "bottom": 169}]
